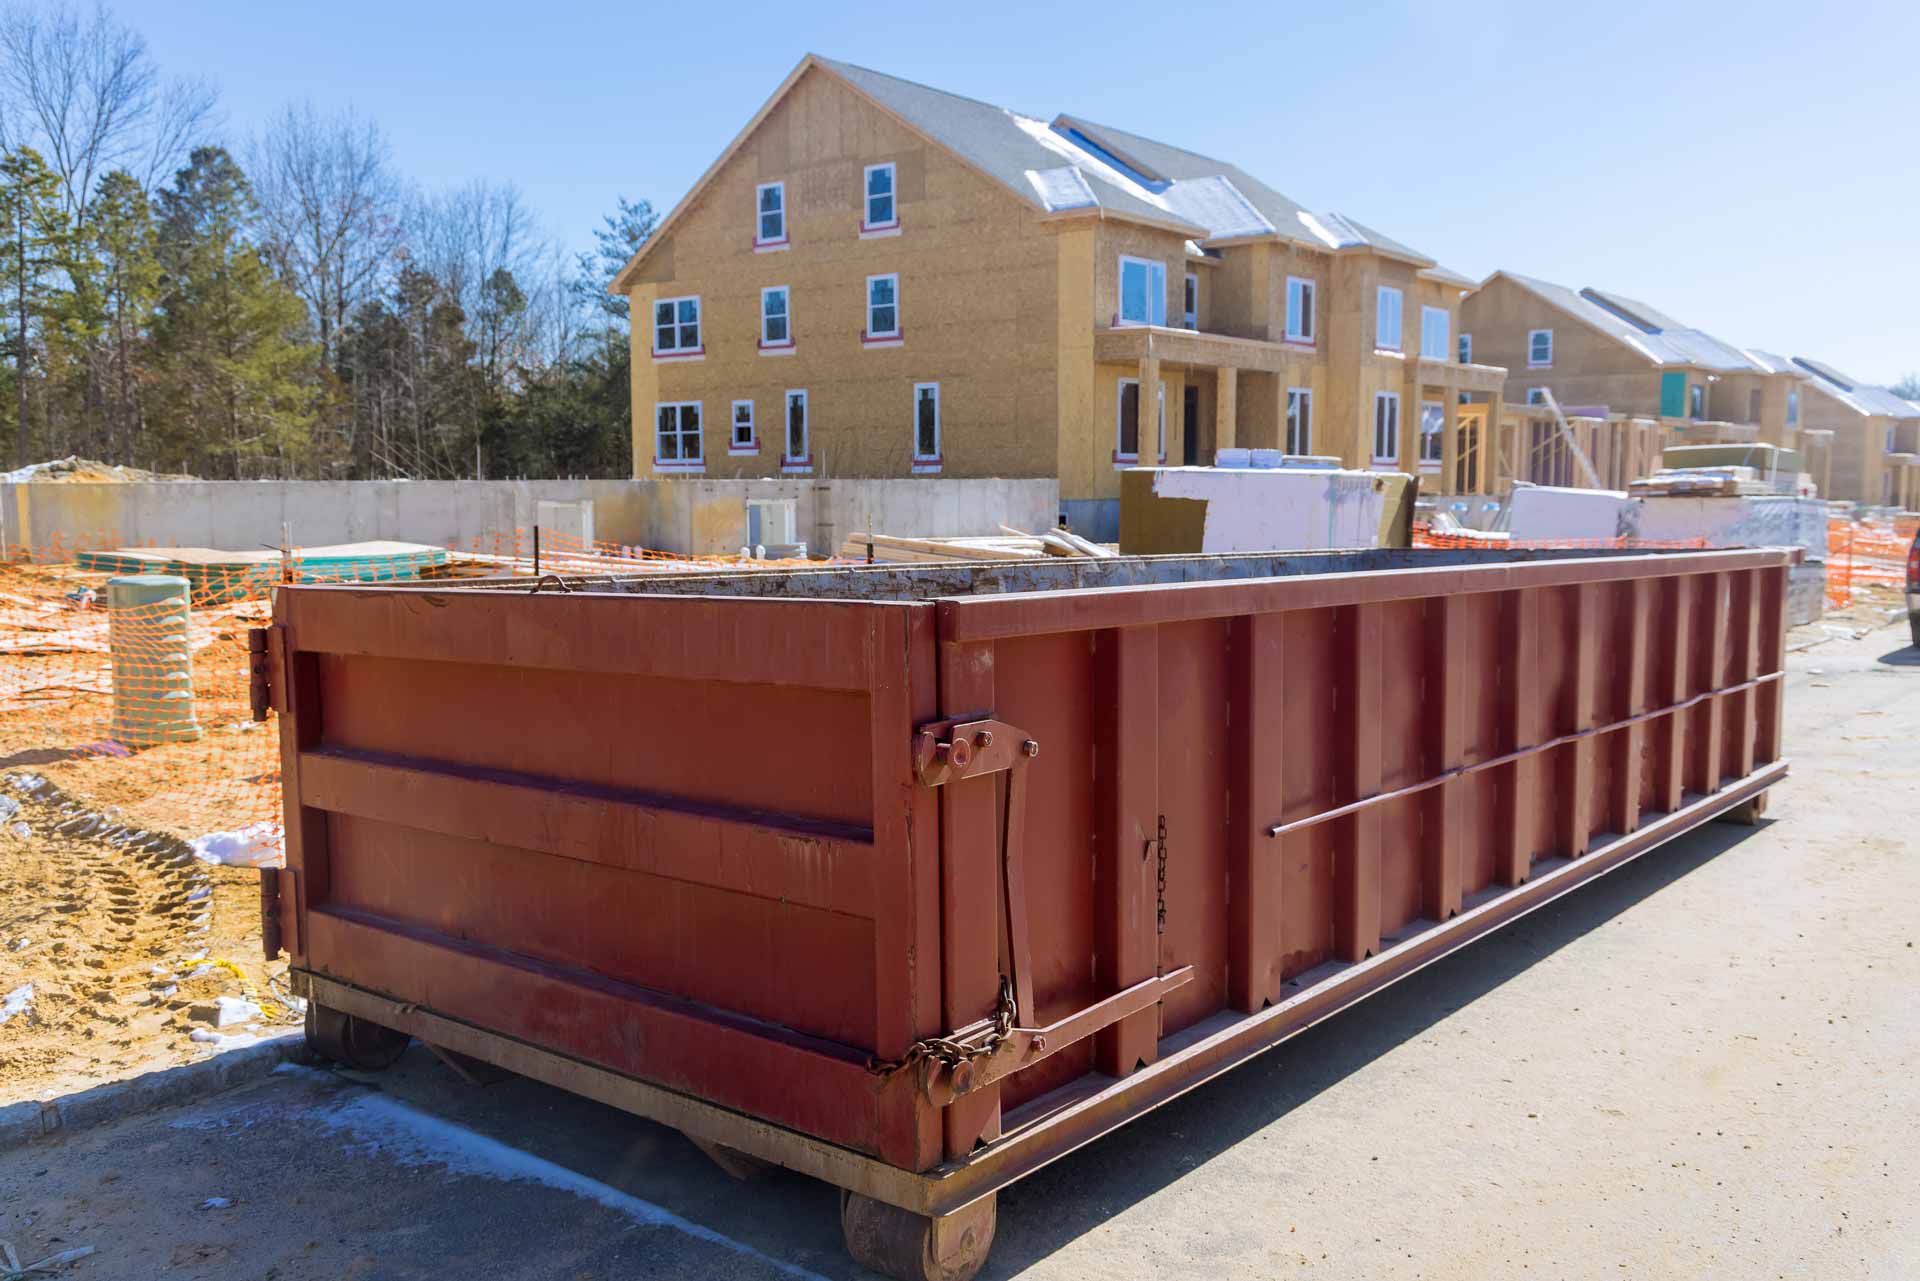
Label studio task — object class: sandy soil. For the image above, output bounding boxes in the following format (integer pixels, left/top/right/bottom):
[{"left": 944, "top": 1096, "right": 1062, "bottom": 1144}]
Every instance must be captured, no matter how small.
[{"left": 0, "top": 773, "right": 290, "bottom": 1105}]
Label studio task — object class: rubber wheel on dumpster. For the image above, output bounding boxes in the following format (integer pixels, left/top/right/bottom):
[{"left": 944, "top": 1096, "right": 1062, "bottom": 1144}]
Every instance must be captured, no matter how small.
[
  {"left": 305, "top": 1001, "right": 410, "bottom": 1071},
  {"left": 840, "top": 1190, "right": 995, "bottom": 1281}
]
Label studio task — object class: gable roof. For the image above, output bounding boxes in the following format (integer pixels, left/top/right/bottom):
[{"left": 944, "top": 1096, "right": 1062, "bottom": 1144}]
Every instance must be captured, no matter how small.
[
  {"left": 1487, "top": 271, "right": 1769, "bottom": 373},
  {"left": 612, "top": 55, "right": 1467, "bottom": 291},
  {"left": 1792, "top": 356, "right": 1920, "bottom": 418}
]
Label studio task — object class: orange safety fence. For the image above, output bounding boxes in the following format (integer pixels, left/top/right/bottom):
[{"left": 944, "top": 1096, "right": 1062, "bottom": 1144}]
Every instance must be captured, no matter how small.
[
  {"left": 0, "top": 529, "right": 812, "bottom": 855},
  {"left": 1412, "top": 526, "right": 1710, "bottom": 552},
  {"left": 1824, "top": 516, "right": 1917, "bottom": 607}
]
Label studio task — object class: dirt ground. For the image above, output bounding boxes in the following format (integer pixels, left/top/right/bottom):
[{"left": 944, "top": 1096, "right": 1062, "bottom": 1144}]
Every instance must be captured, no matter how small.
[
  {"left": 0, "top": 605, "right": 1913, "bottom": 1280},
  {"left": 0, "top": 773, "right": 295, "bottom": 1105}
]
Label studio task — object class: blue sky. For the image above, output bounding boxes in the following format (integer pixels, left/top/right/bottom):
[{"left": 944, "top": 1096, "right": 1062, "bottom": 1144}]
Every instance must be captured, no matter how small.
[{"left": 123, "top": 0, "right": 1920, "bottom": 383}]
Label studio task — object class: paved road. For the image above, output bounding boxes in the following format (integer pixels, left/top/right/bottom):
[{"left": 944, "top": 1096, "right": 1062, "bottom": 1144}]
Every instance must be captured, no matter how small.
[{"left": 4, "top": 622, "right": 1916, "bottom": 1280}]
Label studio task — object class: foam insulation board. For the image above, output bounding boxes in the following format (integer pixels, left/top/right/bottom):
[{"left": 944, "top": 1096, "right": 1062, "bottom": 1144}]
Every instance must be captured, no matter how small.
[
  {"left": 1619, "top": 496, "right": 1828, "bottom": 562},
  {"left": 1786, "top": 562, "right": 1826, "bottom": 627},
  {"left": 1119, "top": 467, "right": 1414, "bottom": 555},
  {"left": 1506, "top": 485, "right": 1630, "bottom": 542}
]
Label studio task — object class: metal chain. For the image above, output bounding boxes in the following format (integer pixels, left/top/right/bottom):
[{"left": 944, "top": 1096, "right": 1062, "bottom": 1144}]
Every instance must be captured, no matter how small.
[
  {"left": 1155, "top": 814, "right": 1168, "bottom": 935},
  {"left": 865, "top": 973, "right": 1017, "bottom": 1077}
]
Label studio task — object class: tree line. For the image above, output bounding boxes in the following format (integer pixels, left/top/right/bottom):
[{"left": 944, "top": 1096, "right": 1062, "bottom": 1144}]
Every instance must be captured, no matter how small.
[{"left": 0, "top": 2, "right": 652, "bottom": 479}]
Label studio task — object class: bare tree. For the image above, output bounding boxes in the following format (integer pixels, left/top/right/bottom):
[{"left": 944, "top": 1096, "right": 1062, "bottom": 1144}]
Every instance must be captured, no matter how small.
[
  {"left": 406, "top": 179, "right": 552, "bottom": 389},
  {"left": 250, "top": 101, "right": 402, "bottom": 365},
  {"left": 0, "top": 2, "right": 219, "bottom": 226}
]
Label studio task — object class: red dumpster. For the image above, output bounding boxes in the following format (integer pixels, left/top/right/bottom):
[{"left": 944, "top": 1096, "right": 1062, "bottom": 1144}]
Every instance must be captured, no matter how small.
[{"left": 258, "top": 546, "right": 1792, "bottom": 1280}]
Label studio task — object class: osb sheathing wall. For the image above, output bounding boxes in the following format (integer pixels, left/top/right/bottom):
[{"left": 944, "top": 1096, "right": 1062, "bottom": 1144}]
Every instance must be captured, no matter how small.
[
  {"left": 1461, "top": 276, "right": 1672, "bottom": 417},
  {"left": 1798, "top": 386, "right": 1892, "bottom": 503},
  {"left": 627, "top": 68, "right": 1061, "bottom": 482}
]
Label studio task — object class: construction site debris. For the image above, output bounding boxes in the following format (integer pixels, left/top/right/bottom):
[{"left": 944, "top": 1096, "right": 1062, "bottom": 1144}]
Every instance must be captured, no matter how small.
[{"left": 1, "top": 456, "right": 193, "bottom": 484}]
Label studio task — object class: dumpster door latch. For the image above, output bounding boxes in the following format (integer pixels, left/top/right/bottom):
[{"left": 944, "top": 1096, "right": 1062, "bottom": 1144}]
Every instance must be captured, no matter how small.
[{"left": 912, "top": 718, "right": 1037, "bottom": 787}]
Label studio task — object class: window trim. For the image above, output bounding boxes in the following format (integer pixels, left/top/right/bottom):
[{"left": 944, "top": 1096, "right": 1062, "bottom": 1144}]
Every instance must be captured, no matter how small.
[
  {"left": 653, "top": 400, "right": 705, "bottom": 472},
  {"left": 861, "top": 162, "right": 899, "bottom": 235},
  {"left": 1527, "top": 328, "right": 1554, "bottom": 369},
  {"left": 729, "top": 399, "right": 758, "bottom": 455},
  {"left": 754, "top": 181, "right": 788, "bottom": 249},
  {"left": 1285, "top": 386, "right": 1313, "bottom": 455},
  {"left": 1418, "top": 399, "right": 1445, "bottom": 470},
  {"left": 1419, "top": 305, "right": 1450, "bottom": 360},
  {"left": 863, "top": 273, "right": 901, "bottom": 345},
  {"left": 781, "top": 389, "right": 811, "bottom": 473},
  {"left": 1183, "top": 272, "right": 1198, "bottom": 330},
  {"left": 1116, "top": 254, "right": 1167, "bottom": 327},
  {"left": 1285, "top": 276, "right": 1316, "bottom": 345},
  {"left": 759, "top": 285, "right": 793, "bottom": 352},
  {"left": 1114, "top": 376, "right": 1141, "bottom": 464},
  {"left": 1458, "top": 332, "right": 1472, "bottom": 365},
  {"left": 1372, "top": 391, "right": 1401, "bottom": 466},
  {"left": 651, "top": 294, "right": 703, "bottom": 360},
  {"left": 911, "top": 382, "right": 942, "bottom": 473},
  {"left": 1375, "top": 285, "right": 1403, "bottom": 352}
]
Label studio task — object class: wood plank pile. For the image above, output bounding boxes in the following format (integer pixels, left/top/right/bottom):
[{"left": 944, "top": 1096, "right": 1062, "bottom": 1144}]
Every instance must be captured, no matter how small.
[
  {"left": 837, "top": 527, "right": 1117, "bottom": 563},
  {"left": 1629, "top": 466, "right": 1773, "bottom": 498}
]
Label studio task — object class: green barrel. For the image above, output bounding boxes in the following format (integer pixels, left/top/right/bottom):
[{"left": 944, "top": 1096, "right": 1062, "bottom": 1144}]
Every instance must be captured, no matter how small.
[{"left": 107, "top": 574, "right": 203, "bottom": 747}]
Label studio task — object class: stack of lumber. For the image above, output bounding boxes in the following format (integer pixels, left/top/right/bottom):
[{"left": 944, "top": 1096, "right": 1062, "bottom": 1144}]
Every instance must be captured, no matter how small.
[
  {"left": 838, "top": 528, "right": 1117, "bottom": 563},
  {"left": 1629, "top": 466, "right": 1773, "bottom": 498}
]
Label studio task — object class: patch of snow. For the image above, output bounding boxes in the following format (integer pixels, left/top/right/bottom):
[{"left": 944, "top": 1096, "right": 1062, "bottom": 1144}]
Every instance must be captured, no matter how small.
[
  {"left": 190, "top": 1028, "right": 266, "bottom": 1050},
  {"left": 9, "top": 822, "right": 29, "bottom": 839},
  {"left": 1, "top": 982, "right": 33, "bottom": 1025},
  {"left": 9, "top": 937, "right": 27, "bottom": 951},
  {"left": 199, "top": 1196, "right": 232, "bottom": 1209},
  {"left": 189, "top": 822, "right": 284, "bottom": 868},
  {"left": 0, "top": 796, "right": 18, "bottom": 822},
  {"left": 281, "top": 1068, "right": 827, "bottom": 1280},
  {"left": 211, "top": 995, "right": 261, "bottom": 1027}
]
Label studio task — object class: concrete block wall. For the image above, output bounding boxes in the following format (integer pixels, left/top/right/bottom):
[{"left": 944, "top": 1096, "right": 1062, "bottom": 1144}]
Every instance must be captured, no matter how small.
[{"left": 0, "top": 477, "right": 1059, "bottom": 560}]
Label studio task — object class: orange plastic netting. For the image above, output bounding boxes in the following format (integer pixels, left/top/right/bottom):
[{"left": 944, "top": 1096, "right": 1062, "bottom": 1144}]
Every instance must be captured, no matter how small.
[
  {"left": 1825, "top": 517, "right": 1917, "bottom": 606},
  {"left": 0, "top": 530, "right": 806, "bottom": 851}
]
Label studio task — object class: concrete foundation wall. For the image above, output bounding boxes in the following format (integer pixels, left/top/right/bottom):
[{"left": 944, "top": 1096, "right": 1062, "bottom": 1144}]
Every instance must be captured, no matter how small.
[{"left": 2, "top": 477, "right": 1058, "bottom": 559}]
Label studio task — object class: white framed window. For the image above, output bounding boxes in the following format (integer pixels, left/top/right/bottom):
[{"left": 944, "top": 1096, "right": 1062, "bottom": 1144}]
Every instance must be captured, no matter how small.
[
  {"left": 1375, "top": 286, "right": 1402, "bottom": 351},
  {"left": 655, "top": 401, "right": 703, "bottom": 469},
  {"left": 1689, "top": 382, "right": 1705, "bottom": 420},
  {"left": 1372, "top": 391, "right": 1400, "bottom": 465},
  {"left": 1183, "top": 273, "right": 1198, "bottom": 329},
  {"left": 1528, "top": 328, "right": 1553, "bottom": 367},
  {"left": 1419, "top": 400, "right": 1444, "bottom": 468},
  {"left": 1526, "top": 387, "right": 1548, "bottom": 405},
  {"left": 730, "top": 400, "right": 756, "bottom": 453},
  {"left": 782, "top": 389, "right": 810, "bottom": 469},
  {"left": 1420, "top": 306, "right": 1450, "bottom": 360},
  {"left": 862, "top": 162, "right": 897, "bottom": 233},
  {"left": 1285, "top": 276, "right": 1315, "bottom": 343},
  {"left": 1117, "top": 255, "right": 1166, "bottom": 326},
  {"left": 759, "top": 286, "right": 792, "bottom": 349},
  {"left": 1787, "top": 389, "right": 1799, "bottom": 426},
  {"left": 1458, "top": 332, "right": 1472, "bottom": 364},
  {"left": 912, "top": 382, "right": 941, "bottom": 472},
  {"left": 755, "top": 181, "right": 787, "bottom": 247},
  {"left": 1285, "top": 387, "right": 1312, "bottom": 454},
  {"left": 652, "top": 295, "right": 702, "bottom": 357},
  {"left": 865, "top": 273, "right": 900, "bottom": 343}
]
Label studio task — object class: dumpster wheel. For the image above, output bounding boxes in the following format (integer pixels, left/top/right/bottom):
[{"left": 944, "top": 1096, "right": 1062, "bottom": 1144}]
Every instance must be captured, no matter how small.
[
  {"left": 305, "top": 1000, "right": 411, "bottom": 1071},
  {"left": 840, "top": 1189, "right": 995, "bottom": 1281}
]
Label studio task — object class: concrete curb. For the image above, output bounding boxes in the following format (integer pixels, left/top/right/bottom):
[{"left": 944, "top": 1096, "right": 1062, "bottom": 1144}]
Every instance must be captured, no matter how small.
[{"left": 0, "top": 1033, "right": 313, "bottom": 1154}]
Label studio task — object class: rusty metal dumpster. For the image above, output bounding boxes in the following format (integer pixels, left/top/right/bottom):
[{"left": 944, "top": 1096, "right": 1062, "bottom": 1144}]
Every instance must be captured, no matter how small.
[{"left": 257, "top": 546, "right": 1792, "bottom": 1280}]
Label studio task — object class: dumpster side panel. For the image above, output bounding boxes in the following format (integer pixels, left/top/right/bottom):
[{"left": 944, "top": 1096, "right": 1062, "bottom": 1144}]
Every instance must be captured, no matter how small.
[{"left": 932, "top": 551, "right": 1794, "bottom": 1131}]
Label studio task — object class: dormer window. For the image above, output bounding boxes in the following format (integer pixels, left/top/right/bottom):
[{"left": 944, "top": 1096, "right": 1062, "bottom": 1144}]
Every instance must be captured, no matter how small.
[
  {"left": 755, "top": 182, "right": 786, "bottom": 248},
  {"left": 1118, "top": 255, "right": 1166, "bottom": 326},
  {"left": 862, "top": 163, "right": 898, "bottom": 234}
]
